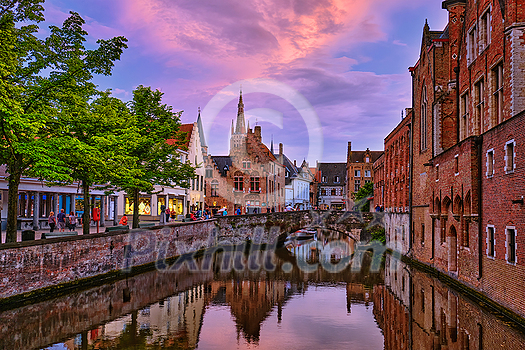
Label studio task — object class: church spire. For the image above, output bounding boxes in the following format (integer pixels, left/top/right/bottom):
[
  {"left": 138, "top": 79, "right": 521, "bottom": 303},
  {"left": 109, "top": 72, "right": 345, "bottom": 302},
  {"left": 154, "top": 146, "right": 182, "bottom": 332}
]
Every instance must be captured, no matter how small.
[{"left": 235, "top": 88, "right": 245, "bottom": 134}]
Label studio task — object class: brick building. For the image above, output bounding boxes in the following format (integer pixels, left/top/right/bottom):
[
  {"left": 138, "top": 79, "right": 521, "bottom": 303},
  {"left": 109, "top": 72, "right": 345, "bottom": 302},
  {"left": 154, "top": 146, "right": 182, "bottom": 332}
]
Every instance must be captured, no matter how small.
[
  {"left": 401, "top": 0, "right": 525, "bottom": 317},
  {"left": 346, "top": 142, "right": 383, "bottom": 200},
  {"left": 204, "top": 92, "right": 286, "bottom": 215}
]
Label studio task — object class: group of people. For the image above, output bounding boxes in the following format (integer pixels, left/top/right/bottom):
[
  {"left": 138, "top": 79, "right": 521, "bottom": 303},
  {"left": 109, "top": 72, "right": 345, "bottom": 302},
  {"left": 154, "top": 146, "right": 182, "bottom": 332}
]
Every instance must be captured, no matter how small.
[
  {"left": 48, "top": 209, "right": 77, "bottom": 232},
  {"left": 188, "top": 208, "right": 212, "bottom": 221},
  {"left": 374, "top": 204, "right": 385, "bottom": 212}
]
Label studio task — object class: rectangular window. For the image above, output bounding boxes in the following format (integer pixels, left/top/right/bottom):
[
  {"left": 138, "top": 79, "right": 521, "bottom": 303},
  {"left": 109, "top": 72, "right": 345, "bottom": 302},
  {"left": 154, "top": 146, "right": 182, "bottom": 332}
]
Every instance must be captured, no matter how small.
[
  {"left": 486, "top": 149, "right": 494, "bottom": 177},
  {"left": 436, "top": 164, "right": 439, "bottom": 181},
  {"left": 234, "top": 176, "right": 243, "bottom": 191},
  {"left": 460, "top": 92, "right": 469, "bottom": 140},
  {"left": 505, "top": 140, "right": 515, "bottom": 173},
  {"left": 467, "top": 26, "right": 477, "bottom": 65},
  {"left": 205, "top": 168, "right": 213, "bottom": 178},
  {"left": 334, "top": 176, "right": 340, "bottom": 183},
  {"left": 454, "top": 155, "right": 459, "bottom": 175},
  {"left": 475, "top": 79, "right": 485, "bottom": 134},
  {"left": 421, "top": 223, "right": 425, "bottom": 246},
  {"left": 365, "top": 170, "right": 371, "bottom": 177},
  {"left": 201, "top": 176, "right": 204, "bottom": 191},
  {"left": 507, "top": 227, "right": 516, "bottom": 264},
  {"left": 354, "top": 180, "right": 361, "bottom": 192},
  {"left": 322, "top": 176, "right": 327, "bottom": 183},
  {"left": 492, "top": 63, "right": 503, "bottom": 125},
  {"left": 421, "top": 290, "right": 425, "bottom": 312},
  {"left": 480, "top": 9, "right": 491, "bottom": 51},
  {"left": 355, "top": 170, "right": 361, "bottom": 177},
  {"left": 243, "top": 161, "right": 251, "bottom": 169},
  {"left": 192, "top": 178, "right": 195, "bottom": 190},
  {"left": 250, "top": 176, "right": 260, "bottom": 192},
  {"left": 487, "top": 226, "right": 495, "bottom": 258},
  {"left": 211, "top": 182, "right": 218, "bottom": 197}
]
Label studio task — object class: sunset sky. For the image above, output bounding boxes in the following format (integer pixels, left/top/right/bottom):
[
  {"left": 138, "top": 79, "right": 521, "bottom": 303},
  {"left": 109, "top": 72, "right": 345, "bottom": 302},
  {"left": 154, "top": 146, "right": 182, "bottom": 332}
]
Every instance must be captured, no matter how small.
[{"left": 43, "top": 0, "right": 448, "bottom": 164}]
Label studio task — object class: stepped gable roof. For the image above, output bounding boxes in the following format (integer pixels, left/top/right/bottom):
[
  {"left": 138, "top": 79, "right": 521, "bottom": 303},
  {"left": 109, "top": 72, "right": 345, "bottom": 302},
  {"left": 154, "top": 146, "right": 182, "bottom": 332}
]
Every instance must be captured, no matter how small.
[
  {"left": 212, "top": 156, "right": 232, "bottom": 177},
  {"left": 318, "top": 163, "right": 346, "bottom": 186},
  {"left": 349, "top": 150, "right": 383, "bottom": 164},
  {"left": 245, "top": 132, "right": 278, "bottom": 163}
]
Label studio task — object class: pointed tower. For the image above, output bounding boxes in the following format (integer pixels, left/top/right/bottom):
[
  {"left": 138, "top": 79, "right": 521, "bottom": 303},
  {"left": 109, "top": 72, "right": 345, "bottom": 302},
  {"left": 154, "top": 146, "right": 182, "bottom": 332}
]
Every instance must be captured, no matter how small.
[
  {"left": 196, "top": 107, "right": 208, "bottom": 157},
  {"left": 230, "top": 89, "right": 247, "bottom": 154}
]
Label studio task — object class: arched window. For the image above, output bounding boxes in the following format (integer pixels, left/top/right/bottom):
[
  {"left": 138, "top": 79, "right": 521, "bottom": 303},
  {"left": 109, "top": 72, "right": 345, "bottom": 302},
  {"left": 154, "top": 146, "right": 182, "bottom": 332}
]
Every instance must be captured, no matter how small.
[
  {"left": 211, "top": 180, "right": 219, "bottom": 197},
  {"left": 234, "top": 171, "right": 244, "bottom": 191},
  {"left": 421, "top": 86, "right": 428, "bottom": 151}
]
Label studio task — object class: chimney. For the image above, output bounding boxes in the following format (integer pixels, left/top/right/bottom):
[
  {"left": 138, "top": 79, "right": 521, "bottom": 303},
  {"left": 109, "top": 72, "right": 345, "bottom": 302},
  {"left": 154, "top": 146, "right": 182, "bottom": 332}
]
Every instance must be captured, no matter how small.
[
  {"left": 254, "top": 125, "right": 262, "bottom": 142},
  {"left": 279, "top": 143, "right": 283, "bottom": 164},
  {"left": 347, "top": 141, "right": 352, "bottom": 163},
  {"left": 294, "top": 159, "right": 297, "bottom": 167}
]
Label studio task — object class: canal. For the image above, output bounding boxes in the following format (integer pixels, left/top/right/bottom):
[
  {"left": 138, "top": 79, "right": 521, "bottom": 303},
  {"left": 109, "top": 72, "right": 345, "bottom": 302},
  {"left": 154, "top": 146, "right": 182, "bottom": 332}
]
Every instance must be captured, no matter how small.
[{"left": 1, "top": 231, "right": 525, "bottom": 349}]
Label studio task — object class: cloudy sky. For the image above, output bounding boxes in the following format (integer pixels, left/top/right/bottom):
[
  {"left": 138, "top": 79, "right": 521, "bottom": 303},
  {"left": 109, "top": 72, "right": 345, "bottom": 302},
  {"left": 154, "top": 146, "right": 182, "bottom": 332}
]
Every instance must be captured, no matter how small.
[{"left": 43, "top": 0, "right": 448, "bottom": 164}]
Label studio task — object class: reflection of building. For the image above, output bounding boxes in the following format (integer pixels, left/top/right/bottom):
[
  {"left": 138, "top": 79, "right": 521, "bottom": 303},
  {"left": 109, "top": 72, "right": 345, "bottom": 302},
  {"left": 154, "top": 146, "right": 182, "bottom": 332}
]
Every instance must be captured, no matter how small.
[
  {"left": 204, "top": 91, "right": 286, "bottom": 215},
  {"left": 317, "top": 162, "right": 347, "bottom": 210},
  {"left": 375, "top": 256, "right": 525, "bottom": 350}
]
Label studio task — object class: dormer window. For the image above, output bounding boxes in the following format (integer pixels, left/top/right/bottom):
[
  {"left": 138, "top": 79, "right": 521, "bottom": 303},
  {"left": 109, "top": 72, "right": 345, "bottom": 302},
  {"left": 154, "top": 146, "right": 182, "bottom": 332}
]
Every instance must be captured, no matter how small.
[
  {"left": 322, "top": 176, "right": 327, "bottom": 183},
  {"left": 334, "top": 176, "right": 340, "bottom": 183},
  {"left": 366, "top": 157, "right": 370, "bottom": 163}
]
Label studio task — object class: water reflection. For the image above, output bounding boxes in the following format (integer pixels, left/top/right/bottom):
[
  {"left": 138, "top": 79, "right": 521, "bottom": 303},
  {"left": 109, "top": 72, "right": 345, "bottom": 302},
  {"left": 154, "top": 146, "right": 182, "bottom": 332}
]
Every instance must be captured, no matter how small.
[
  {"left": 374, "top": 255, "right": 525, "bottom": 350},
  {"left": 2, "top": 236, "right": 525, "bottom": 349}
]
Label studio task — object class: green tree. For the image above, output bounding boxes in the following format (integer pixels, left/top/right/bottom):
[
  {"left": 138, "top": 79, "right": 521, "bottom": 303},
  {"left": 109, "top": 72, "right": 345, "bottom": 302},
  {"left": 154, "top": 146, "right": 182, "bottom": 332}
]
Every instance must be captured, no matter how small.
[
  {"left": 54, "top": 92, "right": 139, "bottom": 235},
  {"left": 112, "top": 85, "right": 196, "bottom": 229},
  {"left": 0, "top": 1, "right": 127, "bottom": 242},
  {"left": 354, "top": 181, "right": 374, "bottom": 212}
]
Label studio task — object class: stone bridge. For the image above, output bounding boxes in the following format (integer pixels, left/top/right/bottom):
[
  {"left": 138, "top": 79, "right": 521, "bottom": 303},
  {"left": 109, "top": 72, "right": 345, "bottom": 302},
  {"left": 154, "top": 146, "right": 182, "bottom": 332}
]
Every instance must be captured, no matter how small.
[{"left": 0, "top": 210, "right": 380, "bottom": 305}]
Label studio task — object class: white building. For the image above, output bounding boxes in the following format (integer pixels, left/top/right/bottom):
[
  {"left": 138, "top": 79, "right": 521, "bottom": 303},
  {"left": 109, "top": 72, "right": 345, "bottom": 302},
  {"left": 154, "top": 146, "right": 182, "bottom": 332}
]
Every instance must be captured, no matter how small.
[{"left": 281, "top": 155, "right": 313, "bottom": 210}]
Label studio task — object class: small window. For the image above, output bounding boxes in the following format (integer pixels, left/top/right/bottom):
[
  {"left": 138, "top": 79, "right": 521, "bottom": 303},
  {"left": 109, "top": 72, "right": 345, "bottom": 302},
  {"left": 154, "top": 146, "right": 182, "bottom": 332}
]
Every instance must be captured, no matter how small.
[
  {"left": 454, "top": 155, "right": 459, "bottom": 175},
  {"left": 250, "top": 176, "right": 260, "bottom": 192},
  {"left": 487, "top": 226, "right": 495, "bottom": 258},
  {"left": 355, "top": 170, "right": 361, "bottom": 177},
  {"left": 492, "top": 63, "right": 503, "bottom": 125},
  {"left": 460, "top": 92, "right": 469, "bottom": 140},
  {"left": 486, "top": 149, "right": 494, "bottom": 177},
  {"left": 475, "top": 79, "right": 485, "bottom": 134},
  {"left": 507, "top": 227, "right": 516, "bottom": 264},
  {"left": 211, "top": 180, "right": 219, "bottom": 197},
  {"left": 505, "top": 140, "right": 515, "bottom": 173},
  {"left": 334, "top": 176, "right": 340, "bottom": 183},
  {"left": 365, "top": 170, "right": 371, "bottom": 177},
  {"left": 366, "top": 157, "right": 370, "bottom": 163},
  {"left": 205, "top": 167, "right": 213, "bottom": 178},
  {"left": 354, "top": 180, "right": 360, "bottom": 192},
  {"left": 467, "top": 26, "right": 477, "bottom": 65},
  {"left": 243, "top": 161, "right": 251, "bottom": 169},
  {"left": 480, "top": 8, "right": 491, "bottom": 51},
  {"left": 436, "top": 164, "right": 439, "bottom": 181},
  {"left": 421, "top": 223, "right": 425, "bottom": 246},
  {"left": 322, "top": 176, "right": 327, "bottom": 183}
]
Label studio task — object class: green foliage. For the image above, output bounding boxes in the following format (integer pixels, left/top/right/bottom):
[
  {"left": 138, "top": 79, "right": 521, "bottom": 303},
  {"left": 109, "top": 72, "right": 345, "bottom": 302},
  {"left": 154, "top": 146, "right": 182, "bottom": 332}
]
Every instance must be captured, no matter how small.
[
  {"left": 354, "top": 181, "right": 374, "bottom": 212},
  {"left": 0, "top": 1, "right": 127, "bottom": 241},
  {"left": 111, "top": 85, "right": 196, "bottom": 228},
  {"left": 369, "top": 225, "right": 386, "bottom": 244}
]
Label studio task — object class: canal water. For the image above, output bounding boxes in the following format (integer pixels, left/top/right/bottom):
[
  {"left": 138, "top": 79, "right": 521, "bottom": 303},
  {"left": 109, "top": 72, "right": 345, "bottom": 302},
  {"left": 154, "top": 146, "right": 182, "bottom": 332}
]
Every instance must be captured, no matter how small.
[{"left": 1, "top": 233, "right": 525, "bottom": 349}]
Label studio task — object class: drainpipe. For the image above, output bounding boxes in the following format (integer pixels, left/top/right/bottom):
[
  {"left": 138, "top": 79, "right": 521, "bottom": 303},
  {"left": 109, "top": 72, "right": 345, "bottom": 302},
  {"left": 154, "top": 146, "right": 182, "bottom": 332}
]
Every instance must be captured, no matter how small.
[
  {"left": 477, "top": 136, "right": 483, "bottom": 280},
  {"left": 408, "top": 70, "right": 415, "bottom": 256}
]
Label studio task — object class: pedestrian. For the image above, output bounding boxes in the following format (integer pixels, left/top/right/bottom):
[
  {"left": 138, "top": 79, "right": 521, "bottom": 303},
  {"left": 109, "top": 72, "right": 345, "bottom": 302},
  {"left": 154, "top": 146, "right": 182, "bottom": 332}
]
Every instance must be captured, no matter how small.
[
  {"left": 68, "top": 211, "right": 77, "bottom": 231},
  {"left": 222, "top": 207, "right": 228, "bottom": 216},
  {"left": 165, "top": 207, "right": 170, "bottom": 223},
  {"left": 48, "top": 212, "right": 57, "bottom": 232},
  {"left": 380, "top": 205, "right": 384, "bottom": 212},
  {"left": 57, "top": 209, "right": 66, "bottom": 232},
  {"left": 375, "top": 204, "right": 380, "bottom": 212},
  {"left": 236, "top": 208, "right": 241, "bottom": 216}
]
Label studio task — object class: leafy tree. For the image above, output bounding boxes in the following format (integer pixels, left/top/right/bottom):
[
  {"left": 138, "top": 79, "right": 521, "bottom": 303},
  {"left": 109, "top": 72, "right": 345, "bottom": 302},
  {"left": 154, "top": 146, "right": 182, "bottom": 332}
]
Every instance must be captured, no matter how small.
[
  {"left": 54, "top": 92, "right": 140, "bottom": 235},
  {"left": 354, "top": 181, "right": 374, "bottom": 212},
  {"left": 0, "top": 1, "right": 127, "bottom": 242},
  {"left": 112, "top": 85, "right": 196, "bottom": 229}
]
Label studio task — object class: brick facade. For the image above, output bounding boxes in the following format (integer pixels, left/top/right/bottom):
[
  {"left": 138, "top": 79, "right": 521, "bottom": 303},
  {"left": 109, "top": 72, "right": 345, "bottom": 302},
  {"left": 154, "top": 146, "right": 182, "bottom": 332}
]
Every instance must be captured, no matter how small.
[
  {"left": 373, "top": 0, "right": 525, "bottom": 317},
  {"left": 204, "top": 92, "right": 285, "bottom": 215}
]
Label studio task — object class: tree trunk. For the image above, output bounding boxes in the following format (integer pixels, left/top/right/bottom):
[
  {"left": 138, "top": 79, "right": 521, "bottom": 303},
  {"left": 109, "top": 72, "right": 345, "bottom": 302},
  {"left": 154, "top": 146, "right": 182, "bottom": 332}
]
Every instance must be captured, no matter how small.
[
  {"left": 6, "top": 172, "right": 21, "bottom": 243},
  {"left": 82, "top": 180, "right": 90, "bottom": 236},
  {"left": 132, "top": 188, "right": 139, "bottom": 229}
]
